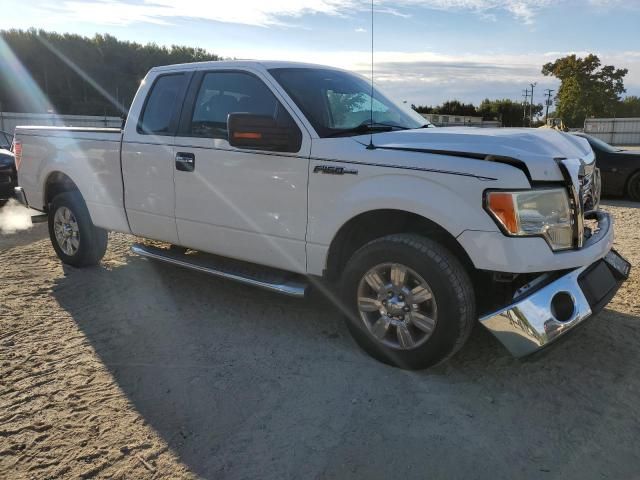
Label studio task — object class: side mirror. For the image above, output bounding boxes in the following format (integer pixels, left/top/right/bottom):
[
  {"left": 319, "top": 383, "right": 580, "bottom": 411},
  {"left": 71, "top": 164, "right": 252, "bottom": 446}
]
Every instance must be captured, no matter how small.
[{"left": 227, "top": 113, "right": 301, "bottom": 153}]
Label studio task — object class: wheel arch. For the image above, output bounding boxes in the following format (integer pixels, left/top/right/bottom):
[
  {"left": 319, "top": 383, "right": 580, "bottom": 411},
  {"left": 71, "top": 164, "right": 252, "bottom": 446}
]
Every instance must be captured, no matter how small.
[
  {"left": 43, "top": 171, "right": 80, "bottom": 210},
  {"left": 324, "top": 209, "right": 475, "bottom": 281}
]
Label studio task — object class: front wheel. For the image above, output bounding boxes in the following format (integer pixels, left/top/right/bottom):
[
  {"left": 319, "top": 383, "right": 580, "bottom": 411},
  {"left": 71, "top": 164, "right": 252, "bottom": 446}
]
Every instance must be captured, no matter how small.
[
  {"left": 340, "top": 234, "right": 475, "bottom": 370},
  {"left": 48, "top": 191, "right": 108, "bottom": 267}
]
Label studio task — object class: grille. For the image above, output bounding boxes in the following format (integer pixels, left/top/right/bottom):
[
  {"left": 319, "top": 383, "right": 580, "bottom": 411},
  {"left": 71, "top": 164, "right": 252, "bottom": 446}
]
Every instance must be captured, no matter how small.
[
  {"left": 557, "top": 157, "right": 601, "bottom": 249},
  {"left": 580, "top": 164, "right": 601, "bottom": 212}
]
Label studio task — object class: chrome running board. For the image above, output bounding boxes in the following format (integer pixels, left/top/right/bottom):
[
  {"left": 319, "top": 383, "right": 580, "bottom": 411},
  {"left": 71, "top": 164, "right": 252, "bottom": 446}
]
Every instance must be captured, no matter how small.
[{"left": 131, "top": 243, "right": 308, "bottom": 298}]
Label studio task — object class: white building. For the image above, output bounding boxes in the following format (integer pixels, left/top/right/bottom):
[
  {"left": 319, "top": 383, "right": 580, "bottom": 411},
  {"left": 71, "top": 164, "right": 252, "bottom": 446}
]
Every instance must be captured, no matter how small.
[{"left": 421, "top": 113, "right": 501, "bottom": 128}]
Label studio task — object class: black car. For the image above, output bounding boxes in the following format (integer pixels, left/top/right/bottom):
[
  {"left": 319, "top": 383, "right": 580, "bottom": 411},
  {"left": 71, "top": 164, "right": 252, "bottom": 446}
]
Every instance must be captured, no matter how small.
[
  {"left": 0, "top": 130, "right": 12, "bottom": 150},
  {"left": 0, "top": 130, "right": 16, "bottom": 199},
  {"left": 573, "top": 132, "right": 640, "bottom": 201}
]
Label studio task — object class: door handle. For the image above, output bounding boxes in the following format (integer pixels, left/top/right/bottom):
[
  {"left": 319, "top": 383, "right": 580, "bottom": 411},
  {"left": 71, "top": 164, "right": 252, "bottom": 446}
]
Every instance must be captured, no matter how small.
[{"left": 176, "top": 152, "right": 195, "bottom": 172}]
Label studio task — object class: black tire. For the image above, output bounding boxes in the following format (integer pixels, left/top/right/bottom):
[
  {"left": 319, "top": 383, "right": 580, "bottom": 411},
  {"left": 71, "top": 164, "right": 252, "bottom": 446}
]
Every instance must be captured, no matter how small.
[
  {"left": 627, "top": 171, "right": 640, "bottom": 202},
  {"left": 48, "top": 191, "right": 108, "bottom": 267},
  {"left": 340, "top": 234, "right": 475, "bottom": 370}
]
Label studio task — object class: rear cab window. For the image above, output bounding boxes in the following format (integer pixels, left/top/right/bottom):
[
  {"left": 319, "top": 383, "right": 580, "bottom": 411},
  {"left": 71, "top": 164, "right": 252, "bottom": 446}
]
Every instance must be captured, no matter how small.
[{"left": 138, "top": 73, "right": 189, "bottom": 135}]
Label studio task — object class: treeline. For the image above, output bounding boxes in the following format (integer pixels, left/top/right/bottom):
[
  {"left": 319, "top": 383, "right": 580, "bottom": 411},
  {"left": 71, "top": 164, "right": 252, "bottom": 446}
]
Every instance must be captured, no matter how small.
[
  {"left": 617, "top": 96, "right": 640, "bottom": 117},
  {"left": 0, "top": 29, "right": 221, "bottom": 116},
  {"left": 412, "top": 99, "right": 543, "bottom": 127},
  {"left": 414, "top": 95, "right": 640, "bottom": 128},
  {"left": 415, "top": 55, "right": 640, "bottom": 128}
]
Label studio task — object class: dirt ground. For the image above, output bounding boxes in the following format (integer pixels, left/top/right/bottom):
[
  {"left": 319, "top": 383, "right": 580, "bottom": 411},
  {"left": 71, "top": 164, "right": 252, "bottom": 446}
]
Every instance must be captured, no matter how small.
[{"left": 1, "top": 201, "right": 639, "bottom": 480}]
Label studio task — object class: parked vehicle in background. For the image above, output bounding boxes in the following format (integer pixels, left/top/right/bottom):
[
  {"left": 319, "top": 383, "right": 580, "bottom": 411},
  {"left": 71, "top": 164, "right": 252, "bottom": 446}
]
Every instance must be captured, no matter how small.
[
  {"left": 573, "top": 132, "right": 640, "bottom": 201},
  {"left": 0, "top": 130, "right": 13, "bottom": 150},
  {"left": 12, "top": 61, "right": 630, "bottom": 369},
  {"left": 0, "top": 131, "right": 16, "bottom": 199},
  {"left": 541, "top": 118, "right": 569, "bottom": 132}
]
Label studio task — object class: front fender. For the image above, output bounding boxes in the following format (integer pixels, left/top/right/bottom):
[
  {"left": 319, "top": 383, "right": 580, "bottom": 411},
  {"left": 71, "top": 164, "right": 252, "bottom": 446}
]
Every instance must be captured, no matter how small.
[{"left": 306, "top": 161, "right": 529, "bottom": 275}]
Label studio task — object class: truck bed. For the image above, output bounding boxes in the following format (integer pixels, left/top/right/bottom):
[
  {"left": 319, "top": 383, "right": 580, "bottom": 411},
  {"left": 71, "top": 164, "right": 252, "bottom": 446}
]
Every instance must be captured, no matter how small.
[{"left": 14, "top": 125, "right": 129, "bottom": 233}]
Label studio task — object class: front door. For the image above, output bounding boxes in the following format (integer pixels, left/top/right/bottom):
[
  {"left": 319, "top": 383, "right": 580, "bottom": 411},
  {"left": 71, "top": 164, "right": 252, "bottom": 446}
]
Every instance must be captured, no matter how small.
[{"left": 172, "top": 69, "right": 310, "bottom": 273}]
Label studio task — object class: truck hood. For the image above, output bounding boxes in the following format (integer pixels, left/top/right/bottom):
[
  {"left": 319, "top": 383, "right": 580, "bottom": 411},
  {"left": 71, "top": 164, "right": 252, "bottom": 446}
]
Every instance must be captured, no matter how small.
[{"left": 357, "top": 127, "right": 594, "bottom": 181}]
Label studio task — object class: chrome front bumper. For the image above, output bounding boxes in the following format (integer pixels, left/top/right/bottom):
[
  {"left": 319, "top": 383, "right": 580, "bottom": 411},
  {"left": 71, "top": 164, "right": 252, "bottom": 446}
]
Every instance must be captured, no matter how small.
[{"left": 480, "top": 250, "right": 629, "bottom": 357}]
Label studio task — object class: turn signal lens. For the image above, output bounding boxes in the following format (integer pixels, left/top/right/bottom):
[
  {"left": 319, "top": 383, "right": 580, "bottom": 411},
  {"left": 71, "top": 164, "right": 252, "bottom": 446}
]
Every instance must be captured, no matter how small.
[
  {"left": 486, "top": 192, "right": 518, "bottom": 233},
  {"left": 233, "top": 132, "right": 262, "bottom": 140}
]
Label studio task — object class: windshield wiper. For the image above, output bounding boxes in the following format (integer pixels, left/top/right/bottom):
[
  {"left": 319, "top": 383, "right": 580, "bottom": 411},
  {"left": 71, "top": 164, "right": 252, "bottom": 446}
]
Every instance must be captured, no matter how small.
[{"left": 326, "top": 123, "right": 408, "bottom": 138}]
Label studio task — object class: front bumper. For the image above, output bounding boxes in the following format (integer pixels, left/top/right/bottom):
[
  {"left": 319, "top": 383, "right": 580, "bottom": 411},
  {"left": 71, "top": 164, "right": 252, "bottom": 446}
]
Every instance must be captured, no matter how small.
[
  {"left": 458, "top": 211, "right": 614, "bottom": 274},
  {"left": 480, "top": 249, "right": 630, "bottom": 357}
]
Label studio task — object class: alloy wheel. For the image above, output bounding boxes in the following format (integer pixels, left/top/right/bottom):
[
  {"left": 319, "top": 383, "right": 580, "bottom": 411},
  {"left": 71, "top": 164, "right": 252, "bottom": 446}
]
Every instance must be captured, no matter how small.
[
  {"left": 356, "top": 262, "right": 438, "bottom": 350},
  {"left": 53, "top": 206, "right": 80, "bottom": 256}
]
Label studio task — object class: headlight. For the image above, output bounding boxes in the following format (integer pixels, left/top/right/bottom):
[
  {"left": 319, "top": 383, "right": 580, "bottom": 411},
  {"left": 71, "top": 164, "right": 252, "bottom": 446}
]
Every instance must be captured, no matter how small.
[{"left": 485, "top": 188, "right": 573, "bottom": 251}]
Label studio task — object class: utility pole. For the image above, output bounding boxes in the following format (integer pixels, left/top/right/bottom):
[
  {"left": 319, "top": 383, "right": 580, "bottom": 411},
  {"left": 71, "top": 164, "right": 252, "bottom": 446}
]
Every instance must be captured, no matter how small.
[
  {"left": 522, "top": 89, "right": 530, "bottom": 127},
  {"left": 544, "top": 88, "right": 554, "bottom": 124},
  {"left": 529, "top": 83, "right": 537, "bottom": 127}
]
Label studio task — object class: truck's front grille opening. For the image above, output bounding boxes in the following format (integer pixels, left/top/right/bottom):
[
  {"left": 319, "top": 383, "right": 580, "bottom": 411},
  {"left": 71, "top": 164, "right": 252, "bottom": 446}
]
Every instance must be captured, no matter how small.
[{"left": 580, "top": 166, "right": 601, "bottom": 213}]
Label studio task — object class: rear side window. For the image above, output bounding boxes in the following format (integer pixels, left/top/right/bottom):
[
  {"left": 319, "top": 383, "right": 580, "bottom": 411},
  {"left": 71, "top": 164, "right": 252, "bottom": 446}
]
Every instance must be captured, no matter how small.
[
  {"left": 188, "top": 72, "right": 280, "bottom": 138},
  {"left": 139, "top": 74, "right": 187, "bottom": 135}
]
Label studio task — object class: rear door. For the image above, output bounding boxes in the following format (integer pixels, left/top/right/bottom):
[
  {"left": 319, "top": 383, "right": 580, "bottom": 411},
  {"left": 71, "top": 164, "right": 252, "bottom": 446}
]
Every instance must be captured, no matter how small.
[
  {"left": 121, "top": 71, "right": 191, "bottom": 243},
  {"left": 172, "top": 68, "right": 311, "bottom": 273}
]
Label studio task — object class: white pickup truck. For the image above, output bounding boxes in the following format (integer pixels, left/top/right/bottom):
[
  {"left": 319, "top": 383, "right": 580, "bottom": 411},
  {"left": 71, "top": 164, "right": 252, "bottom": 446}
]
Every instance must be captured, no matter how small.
[{"left": 13, "top": 61, "right": 630, "bottom": 369}]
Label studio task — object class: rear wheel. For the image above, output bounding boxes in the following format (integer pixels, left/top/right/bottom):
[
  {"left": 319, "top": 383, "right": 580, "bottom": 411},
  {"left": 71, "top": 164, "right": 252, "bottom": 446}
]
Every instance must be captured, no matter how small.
[
  {"left": 340, "top": 234, "right": 475, "bottom": 370},
  {"left": 48, "top": 191, "right": 108, "bottom": 267},
  {"left": 627, "top": 171, "right": 640, "bottom": 202}
]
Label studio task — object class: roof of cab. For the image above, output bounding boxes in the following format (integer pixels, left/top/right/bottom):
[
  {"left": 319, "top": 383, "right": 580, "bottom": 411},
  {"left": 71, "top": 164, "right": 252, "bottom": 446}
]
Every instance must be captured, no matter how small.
[{"left": 150, "top": 60, "right": 345, "bottom": 73}]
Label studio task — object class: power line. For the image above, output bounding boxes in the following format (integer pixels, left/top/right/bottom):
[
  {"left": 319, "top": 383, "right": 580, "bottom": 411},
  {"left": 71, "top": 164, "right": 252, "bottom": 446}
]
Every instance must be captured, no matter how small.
[
  {"left": 529, "top": 83, "right": 537, "bottom": 127},
  {"left": 522, "top": 89, "right": 530, "bottom": 127},
  {"left": 544, "top": 88, "right": 555, "bottom": 123}
]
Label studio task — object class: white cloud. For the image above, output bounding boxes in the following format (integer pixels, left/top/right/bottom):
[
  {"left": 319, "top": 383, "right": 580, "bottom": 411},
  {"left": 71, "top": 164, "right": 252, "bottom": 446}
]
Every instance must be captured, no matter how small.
[
  {"left": 53, "top": 0, "right": 359, "bottom": 27},
  {"left": 398, "top": 0, "right": 554, "bottom": 25},
  {"left": 48, "top": 0, "right": 558, "bottom": 27},
  {"left": 221, "top": 47, "right": 640, "bottom": 105}
]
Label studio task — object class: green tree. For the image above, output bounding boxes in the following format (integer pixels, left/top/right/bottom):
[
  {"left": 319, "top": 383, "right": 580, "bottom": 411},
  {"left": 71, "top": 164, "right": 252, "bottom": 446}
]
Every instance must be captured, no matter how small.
[
  {"left": 412, "top": 104, "right": 435, "bottom": 114},
  {"left": 0, "top": 29, "right": 221, "bottom": 116},
  {"left": 412, "top": 100, "right": 477, "bottom": 116},
  {"left": 615, "top": 96, "right": 640, "bottom": 117},
  {"left": 478, "top": 98, "right": 542, "bottom": 127},
  {"left": 542, "top": 54, "right": 627, "bottom": 127},
  {"left": 436, "top": 100, "right": 477, "bottom": 116}
]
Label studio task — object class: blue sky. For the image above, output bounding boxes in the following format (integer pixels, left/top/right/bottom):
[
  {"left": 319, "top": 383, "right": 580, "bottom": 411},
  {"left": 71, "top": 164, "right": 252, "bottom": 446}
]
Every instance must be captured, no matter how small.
[{"left": 3, "top": 0, "right": 640, "bottom": 107}]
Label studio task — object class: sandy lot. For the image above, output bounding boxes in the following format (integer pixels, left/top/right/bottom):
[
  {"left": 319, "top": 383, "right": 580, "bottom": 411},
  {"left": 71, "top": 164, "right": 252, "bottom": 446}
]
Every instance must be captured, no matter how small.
[{"left": 1, "top": 201, "right": 639, "bottom": 479}]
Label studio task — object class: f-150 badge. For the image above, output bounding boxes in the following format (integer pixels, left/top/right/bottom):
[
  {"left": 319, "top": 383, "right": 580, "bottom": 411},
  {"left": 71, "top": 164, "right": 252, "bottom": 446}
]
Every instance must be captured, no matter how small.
[{"left": 313, "top": 165, "right": 358, "bottom": 175}]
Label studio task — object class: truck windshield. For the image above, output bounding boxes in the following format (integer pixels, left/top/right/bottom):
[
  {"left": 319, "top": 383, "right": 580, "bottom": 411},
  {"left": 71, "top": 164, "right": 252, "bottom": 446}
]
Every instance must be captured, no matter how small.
[{"left": 269, "top": 68, "right": 426, "bottom": 137}]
